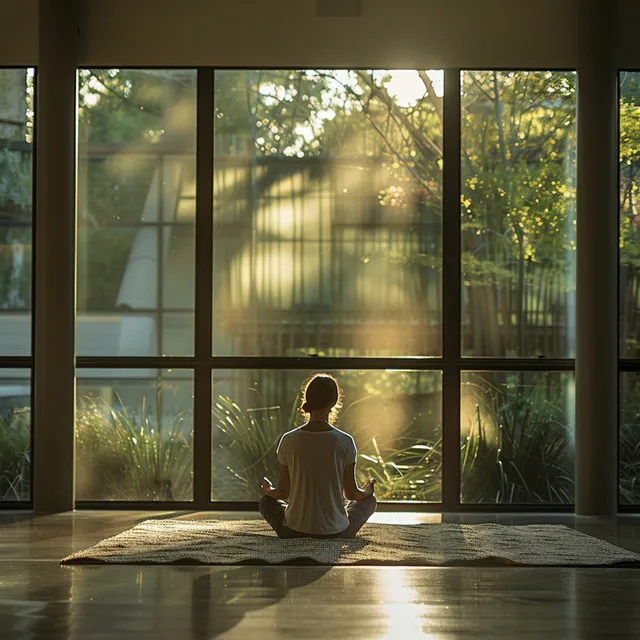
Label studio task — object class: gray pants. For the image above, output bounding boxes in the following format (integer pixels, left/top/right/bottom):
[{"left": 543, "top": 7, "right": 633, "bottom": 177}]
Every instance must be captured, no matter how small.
[{"left": 259, "top": 494, "right": 377, "bottom": 539}]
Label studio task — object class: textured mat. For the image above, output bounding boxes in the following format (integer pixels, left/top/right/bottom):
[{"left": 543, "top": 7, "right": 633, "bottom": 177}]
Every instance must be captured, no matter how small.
[{"left": 61, "top": 519, "right": 640, "bottom": 566}]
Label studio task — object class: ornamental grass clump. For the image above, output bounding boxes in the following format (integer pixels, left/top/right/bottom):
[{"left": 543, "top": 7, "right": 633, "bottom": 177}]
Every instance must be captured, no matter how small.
[
  {"left": 76, "top": 394, "right": 192, "bottom": 501},
  {"left": 0, "top": 408, "right": 30, "bottom": 501},
  {"left": 461, "top": 391, "right": 574, "bottom": 504}
]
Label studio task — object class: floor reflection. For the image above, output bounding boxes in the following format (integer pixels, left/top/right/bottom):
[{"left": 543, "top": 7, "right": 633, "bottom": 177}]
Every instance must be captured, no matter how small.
[
  {"left": 191, "top": 566, "right": 331, "bottom": 638},
  {"left": 378, "top": 568, "right": 440, "bottom": 639}
]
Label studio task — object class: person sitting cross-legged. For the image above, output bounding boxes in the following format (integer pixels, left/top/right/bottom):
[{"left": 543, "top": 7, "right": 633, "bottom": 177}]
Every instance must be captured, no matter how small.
[{"left": 259, "top": 372, "right": 377, "bottom": 539}]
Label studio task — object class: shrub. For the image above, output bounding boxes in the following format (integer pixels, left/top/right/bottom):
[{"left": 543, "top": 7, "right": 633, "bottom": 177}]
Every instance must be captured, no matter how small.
[
  {"left": 212, "top": 391, "right": 442, "bottom": 502},
  {"left": 461, "top": 389, "right": 574, "bottom": 504},
  {"left": 212, "top": 393, "right": 300, "bottom": 500},
  {"left": 620, "top": 381, "right": 640, "bottom": 504},
  {"left": 76, "top": 395, "right": 192, "bottom": 501},
  {"left": 0, "top": 408, "right": 30, "bottom": 501}
]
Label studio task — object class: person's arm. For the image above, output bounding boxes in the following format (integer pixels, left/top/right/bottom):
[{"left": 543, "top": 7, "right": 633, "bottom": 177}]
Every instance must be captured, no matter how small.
[
  {"left": 342, "top": 463, "right": 375, "bottom": 501},
  {"left": 261, "top": 463, "right": 291, "bottom": 500}
]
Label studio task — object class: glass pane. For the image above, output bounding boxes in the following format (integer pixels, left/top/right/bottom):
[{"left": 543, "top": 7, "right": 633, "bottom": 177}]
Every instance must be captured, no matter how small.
[
  {"left": 620, "top": 372, "right": 640, "bottom": 504},
  {"left": 620, "top": 72, "right": 640, "bottom": 357},
  {"left": 76, "top": 369, "right": 193, "bottom": 501},
  {"left": 461, "top": 71, "right": 577, "bottom": 357},
  {"left": 77, "top": 69, "right": 197, "bottom": 356},
  {"left": 0, "top": 368, "right": 30, "bottom": 501},
  {"left": 460, "top": 371, "right": 575, "bottom": 504},
  {"left": 0, "top": 69, "right": 34, "bottom": 356},
  {"left": 213, "top": 69, "right": 443, "bottom": 356},
  {"left": 212, "top": 369, "right": 442, "bottom": 502}
]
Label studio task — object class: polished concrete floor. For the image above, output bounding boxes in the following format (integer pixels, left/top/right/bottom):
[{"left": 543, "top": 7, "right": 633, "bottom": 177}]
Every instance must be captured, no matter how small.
[{"left": 2, "top": 510, "right": 640, "bottom": 639}]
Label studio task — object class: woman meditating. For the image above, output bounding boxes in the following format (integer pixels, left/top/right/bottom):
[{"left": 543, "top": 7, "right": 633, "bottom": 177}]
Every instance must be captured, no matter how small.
[{"left": 259, "top": 372, "right": 377, "bottom": 538}]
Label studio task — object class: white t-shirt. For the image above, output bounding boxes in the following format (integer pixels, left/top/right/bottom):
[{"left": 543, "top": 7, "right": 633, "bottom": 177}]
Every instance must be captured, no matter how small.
[{"left": 277, "top": 425, "right": 357, "bottom": 535}]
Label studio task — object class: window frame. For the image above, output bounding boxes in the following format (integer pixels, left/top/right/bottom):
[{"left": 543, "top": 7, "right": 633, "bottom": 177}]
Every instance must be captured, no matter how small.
[
  {"left": 0, "top": 66, "right": 36, "bottom": 509},
  {"left": 69, "top": 66, "right": 578, "bottom": 513}
]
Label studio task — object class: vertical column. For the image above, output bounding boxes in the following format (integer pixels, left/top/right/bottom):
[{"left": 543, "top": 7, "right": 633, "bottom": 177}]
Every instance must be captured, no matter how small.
[
  {"left": 575, "top": 0, "right": 618, "bottom": 515},
  {"left": 442, "top": 68, "right": 462, "bottom": 509},
  {"left": 33, "top": 0, "right": 78, "bottom": 511},
  {"left": 193, "top": 69, "right": 214, "bottom": 508}
]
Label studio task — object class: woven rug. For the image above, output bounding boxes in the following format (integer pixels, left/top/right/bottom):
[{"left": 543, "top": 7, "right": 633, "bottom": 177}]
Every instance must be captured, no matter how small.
[{"left": 61, "top": 519, "right": 640, "bottom": 566}]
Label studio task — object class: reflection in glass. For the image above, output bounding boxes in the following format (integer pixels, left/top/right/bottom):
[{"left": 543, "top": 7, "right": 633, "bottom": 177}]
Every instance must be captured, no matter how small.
[
  {"left": 620, "top": 373, "right": 640, "bottom": 505},
  {"left": 211, "top": 369, "right": 442, "bottom": 502},
  {"left": 620, "top": 72, "right": 640, "bottom": 357},
  {"left": 0, "top": 369, "right": 30, "bottom": 501},
  {"left": 0, "top": 69, "right": 34, "bottom": 357},
  {"left": 75, "top": 369, "right": 193, "bottom": 501},
  {"left": 461, "top": 71, "right": 577, "bottom": 357},
  {"left": 213, "top": 69, "right": 443, "bottom": 357},
  {"left": 460, "top": 371, "right": 574, "bottom": 504},
  {"left": 76, "top": 69, "right": 197, "bottom": 356}
]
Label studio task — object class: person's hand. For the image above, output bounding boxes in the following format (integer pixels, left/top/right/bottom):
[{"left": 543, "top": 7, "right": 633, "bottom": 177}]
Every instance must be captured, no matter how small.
[
  {"left": 362, "top": 478, "right": 375, "bottom": 497},
  {"left": 261, "top": 477, "right": 274, "bottom": 495}
]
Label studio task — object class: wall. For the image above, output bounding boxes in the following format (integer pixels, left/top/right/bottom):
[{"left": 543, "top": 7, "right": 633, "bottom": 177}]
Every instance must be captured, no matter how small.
[
  {"left": 75, "top": 0, "right": 580, "bottom": 68},
  {"left": 0, "top": 0, "right": 38, "bottom": 64},
  {"left": 616, "top": 0, "right": 640, "bottom": 67},
  {"left": 2, "top": 0, "right": 639, "bottom": 69}
]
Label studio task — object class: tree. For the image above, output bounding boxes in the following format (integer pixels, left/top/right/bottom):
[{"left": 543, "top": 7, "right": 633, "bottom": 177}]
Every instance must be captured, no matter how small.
[
  {"left": 77, "top": 68, "right": 577, "bottom": 358},
  {"left": 620, "top": 72, "right": 640, "bottom": 356}
]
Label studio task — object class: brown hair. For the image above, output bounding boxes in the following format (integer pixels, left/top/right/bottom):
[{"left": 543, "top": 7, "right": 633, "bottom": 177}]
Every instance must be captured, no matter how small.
[{"left": 300, "top": 372, "right": 343, "bottom": 423}]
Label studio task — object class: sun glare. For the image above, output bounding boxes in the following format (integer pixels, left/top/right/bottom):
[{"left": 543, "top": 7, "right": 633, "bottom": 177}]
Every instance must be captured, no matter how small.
[{"left": 375, "top": 70, "right": 444, "bottom": 107}]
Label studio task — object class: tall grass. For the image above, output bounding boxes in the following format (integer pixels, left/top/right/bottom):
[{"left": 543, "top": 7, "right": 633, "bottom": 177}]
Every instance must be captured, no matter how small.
[
  {"left": 354, "top": 436, "right": 442, "bottom": 501},
  {"left": 0, "top": 409, "right": 30, "bottom": 500},
  {"left": 212, "top": 393, "right": 300, "bottom": 500},
  {"left": 620, "top": 381, "right": 640, "bottom": 504},
  {"left": 461, "top": 391, "right": 574, "bottom": 504},
  {"left": 76, "top": 395, "right": 192, "bottom": 501},
  {"left": 5, "top": 382, "right": 640, "bottom": 505},
  {"left": 212, "top": 391, "right": 442, "bottom": 501}
]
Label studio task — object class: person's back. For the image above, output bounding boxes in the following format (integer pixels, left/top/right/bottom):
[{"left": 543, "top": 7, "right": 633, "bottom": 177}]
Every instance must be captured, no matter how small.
[
  {"left": 277, "top": 424, "right": 355, "bottom": 535},
  {"left": 258, "top": 372, "right": 377, "bottom": 539}
]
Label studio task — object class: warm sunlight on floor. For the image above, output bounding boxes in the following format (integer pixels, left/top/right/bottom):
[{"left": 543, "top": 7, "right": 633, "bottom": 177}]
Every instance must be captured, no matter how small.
[{"left": 370, "top": 512, "right": 442, "bottom": 526}]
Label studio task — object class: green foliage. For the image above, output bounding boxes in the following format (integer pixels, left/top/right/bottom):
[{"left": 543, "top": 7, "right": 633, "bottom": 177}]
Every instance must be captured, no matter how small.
[
  {"left": 461, "top": 392, "right": 574, "bottom": 504},
  {"left": 78, "top": 69, "right": 178, "bottom": 147},
  {"left": 212, "top": 393, "right": 300, "bottom": 500},
  {"left": 75, "top": 395, "right": 192, "bottom": 501},
  {"left": 212, "top": 386, "right": 442, "bottom": 502},
  {"left": 354, "top": 436, "right": 442, "bottom": 502},
  {"left": 0, "top": 409, "right": 30, "bottom": 501},
  {"left": 620, "top": 93, "right": 640, "bottom": 268},
  {"left": 620, "top": 379, "right": 640, "bottom": 505},
  {"left": 5, "top": 381, "right": 640, "bottom": 505}
]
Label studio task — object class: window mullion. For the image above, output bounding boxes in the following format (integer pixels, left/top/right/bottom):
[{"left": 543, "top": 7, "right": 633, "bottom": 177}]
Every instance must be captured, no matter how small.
[
  {"left": 193, "top": 68, "right": 215, "bottom": 508},
  {"left": 442, "top": 67, "right": 462, "bottom": 509}
]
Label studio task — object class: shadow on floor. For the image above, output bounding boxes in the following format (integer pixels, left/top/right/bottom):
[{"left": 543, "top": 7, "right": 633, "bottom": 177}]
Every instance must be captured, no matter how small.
[
  {"left": 0, "top": 512, "right": 35, "bottom": 525},
  {"left": 191, "top": 565, "right": 332, "bottom": 638}
]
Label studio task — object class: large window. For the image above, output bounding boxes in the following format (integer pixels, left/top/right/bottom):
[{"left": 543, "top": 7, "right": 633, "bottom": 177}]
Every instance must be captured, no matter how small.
[
  {"left": 0, "top": 68, "right": 34, "bottom": 503},
  {"left": 76, "top": 369, "right": 193, "bottom": 501},
  {"left": 75, "top": 69, "right": 197, "bottom": 501},
  {"left": 458, "top": 71, "right": 576, "bottom": 504},
  {"left": 76, "top": 69, "right": 197, "bottom": 358},
  {"left": 620, "top": 71, "right": 640, "bottom": 504},
  {"left": 73, "top": 68, "right": 577, "bottom": 507},
  {"left": 461, "top": 71, "right": 576, "bottom": 358},
  {"left": 460, "top": 371, "right": 574, "bottom": 504},
  {"left": 213, "top": 70, "right": 443, "bottom": 357}
]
